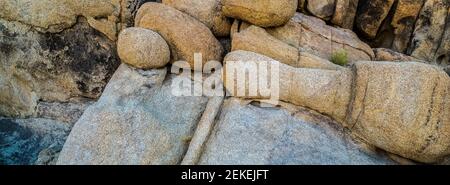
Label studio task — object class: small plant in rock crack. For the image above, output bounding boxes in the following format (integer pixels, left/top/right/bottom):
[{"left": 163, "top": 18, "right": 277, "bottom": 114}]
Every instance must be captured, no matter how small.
[{"left": 330, "top": 50, "right": 349, "bottom": 66}]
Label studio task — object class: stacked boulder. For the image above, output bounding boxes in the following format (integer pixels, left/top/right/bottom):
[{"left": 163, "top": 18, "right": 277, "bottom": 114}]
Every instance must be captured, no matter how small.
[
  {"left": 51, "top": 1, "right": 450, "bottom": 164},
  {"left": 58, "top": 2, "right": 225, "bottom": 164}
]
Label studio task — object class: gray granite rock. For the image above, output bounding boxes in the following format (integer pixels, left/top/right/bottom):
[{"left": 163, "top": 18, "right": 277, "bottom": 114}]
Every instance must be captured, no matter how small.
[
  {"left": 57, "top": 64, "right": 209, "bottom": 165},
  {"left": 199, "top": 98, "right": 395, "bottom": 165}
]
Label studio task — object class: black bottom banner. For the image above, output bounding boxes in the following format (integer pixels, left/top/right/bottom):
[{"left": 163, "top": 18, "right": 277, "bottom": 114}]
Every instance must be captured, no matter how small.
[{"left": 0, "top": 165, "right": 447, "bottom": 184}]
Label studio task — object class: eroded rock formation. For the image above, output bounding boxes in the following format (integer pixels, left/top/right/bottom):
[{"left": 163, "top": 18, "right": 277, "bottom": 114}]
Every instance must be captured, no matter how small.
[
  {"left": 223, "top": 50, "right": 450, "bottom": 163},
  {"left": 1, "top": 0, "right": 450, "bottom": 165}
]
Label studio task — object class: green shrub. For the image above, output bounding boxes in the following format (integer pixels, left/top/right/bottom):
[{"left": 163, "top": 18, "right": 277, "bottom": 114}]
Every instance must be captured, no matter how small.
[{"left": 330, "top": 50, "right": 349, "bottom": 66}]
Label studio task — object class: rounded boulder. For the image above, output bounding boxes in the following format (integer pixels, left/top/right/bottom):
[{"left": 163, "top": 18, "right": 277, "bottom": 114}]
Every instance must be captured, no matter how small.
[
  {"left": 135, "top": 2, "right": 224, "bottom": 69},
  {"left": 117, "top": 27, "right": 170, "bottom": 69}
]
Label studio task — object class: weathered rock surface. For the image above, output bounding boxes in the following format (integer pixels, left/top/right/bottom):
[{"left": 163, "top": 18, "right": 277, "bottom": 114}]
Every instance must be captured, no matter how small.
[
  {"left": 434, "top": 5, "right": 450, "bottom": 72},
  {"left": 348, "top": 61, "right": 450, "bottom": 163},
  {"left": 265, "top": 13, "right": 374, "bottom": 63},
  {"left": 331, "top": 0, "right": 359, "bottom": 29},
  {"left": 224, "top": 51, "right": 450, "bottom": 163},
  {"left": 135, "top": 2, "right": 223, "bottom": 68},
  {"left": 288, "top": 0, "right": 448, "bottom": 65},
  {"left": 231, "top": 27, "right": 341, "bottom": 70},
  {"left": 408, "top": 0, "right": 449, "bottom": 62},
  {"left": 57, "top": 64, "right": 209, "bottom": 165},
  {"left": 390, "top": 0, "right": 424, "bottom": 53},
  {"left": 0, "top": 18, "right": 120, "bottom": 117},
  {"left": 117, "top": 27, "right": 170, "bottom": 69},
  {"left": 0, "top": 0, "right": 155, "bottom": 117},
  {"left": 0, "top": 118, "right": 70, "bottom": 165},
  {"left": 307, "top": 0, "right": 336, "bottom": 20},
  {"left": 162, "top": 0, "right": 232, "bottom": 37},
  {"left": 232, "top": 25, "right": 299, "bottom": 66},
  {"left": 2, "top": 0, "right": 449, "bottom": 166},
  {"left": 355, "top": 0, "right": 395, "bottom": 38},
  {"left": 0, "top": 0, "right": 152, "bottom": 41},
  {"left": 223, "top": 50, "right": 352, "bottom": 124},
  {"left": 198, "top": 98, "right": 395, "bottom": 165},
  {"left": 221, "top": 0, "right": 298, "bottom": 27}
]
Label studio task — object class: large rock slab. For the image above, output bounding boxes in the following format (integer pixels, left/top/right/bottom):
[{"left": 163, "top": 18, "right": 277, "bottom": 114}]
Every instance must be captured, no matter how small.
[
  {"left": 223, "top": 50, "right": 353, "bottom": 124},
  {"left": 348, "top": 61, "right": 450, "bottom": 163},
  {"left": 0, "top": 118, "right": 70, "bottom": 165},
  {"left": 198, "top": 98, "right": 395, "bottom": 165},
  {"left": 57, "top": 64, "right": 209, "bottom": 165},
  {"left": 223, "top": 50, "right": 450, "bottom": 163}
]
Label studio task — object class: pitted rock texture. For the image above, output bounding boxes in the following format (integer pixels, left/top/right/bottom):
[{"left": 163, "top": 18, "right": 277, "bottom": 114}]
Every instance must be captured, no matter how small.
[{"left": 0, "top": 18, "right": 120, "bottom": 117}]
